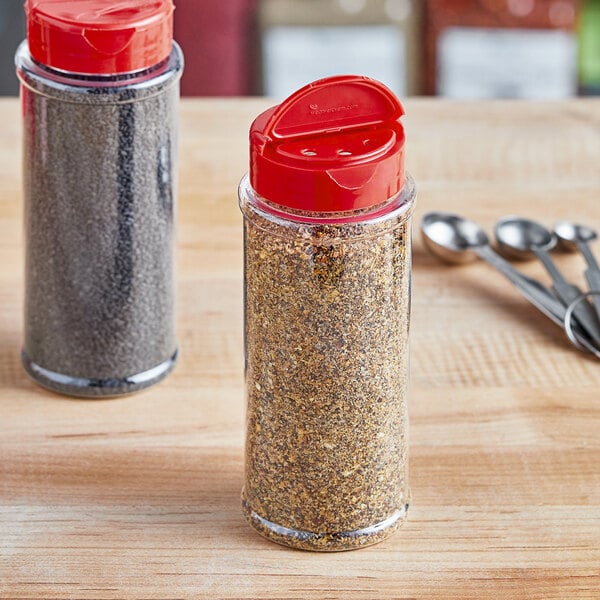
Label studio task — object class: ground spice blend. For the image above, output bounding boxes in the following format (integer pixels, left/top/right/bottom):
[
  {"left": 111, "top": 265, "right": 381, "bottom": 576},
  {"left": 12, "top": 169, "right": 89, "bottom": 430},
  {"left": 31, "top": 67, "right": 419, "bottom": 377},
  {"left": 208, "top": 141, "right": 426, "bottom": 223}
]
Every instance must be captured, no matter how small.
[
  {"left": 239, "top": 76, "right": 416, "bottom": 551},
  {"left": 16, "top": 0, "right": 183, "bottom": 397}
]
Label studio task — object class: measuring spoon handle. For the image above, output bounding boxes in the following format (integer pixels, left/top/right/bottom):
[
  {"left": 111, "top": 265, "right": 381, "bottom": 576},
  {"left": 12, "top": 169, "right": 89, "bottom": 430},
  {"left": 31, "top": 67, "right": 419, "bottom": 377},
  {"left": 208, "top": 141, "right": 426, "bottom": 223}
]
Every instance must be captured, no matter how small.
[
  {"left": 585, "top": 266, "right": 600, "bottom": 322},
  {"left": 532, "top": 247, "right": 600, "bottom": 346},
  {"left": 578, "top": 241, "right": 600, "bottom": 272},
  {"left": 475, "top": 245, "right": 565, "bottom": 325}
]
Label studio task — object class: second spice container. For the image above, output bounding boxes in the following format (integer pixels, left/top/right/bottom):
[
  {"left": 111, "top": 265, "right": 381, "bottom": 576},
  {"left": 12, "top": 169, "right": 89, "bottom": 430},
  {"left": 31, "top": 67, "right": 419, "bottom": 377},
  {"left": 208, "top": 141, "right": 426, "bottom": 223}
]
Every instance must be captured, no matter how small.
[
  {"left": 240, "top": 75, "right": 416, "bottom": 550},
  {"left": 16, "top": 0, "right": 183, "bottom": 397}
]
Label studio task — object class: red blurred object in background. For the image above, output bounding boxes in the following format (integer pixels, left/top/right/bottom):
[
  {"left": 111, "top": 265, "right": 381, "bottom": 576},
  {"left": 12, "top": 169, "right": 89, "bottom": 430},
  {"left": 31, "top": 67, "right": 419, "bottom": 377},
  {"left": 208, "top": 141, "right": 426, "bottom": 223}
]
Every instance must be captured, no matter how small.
[{"left": 174, "top": 0, "right": 257, "bottom": 96}]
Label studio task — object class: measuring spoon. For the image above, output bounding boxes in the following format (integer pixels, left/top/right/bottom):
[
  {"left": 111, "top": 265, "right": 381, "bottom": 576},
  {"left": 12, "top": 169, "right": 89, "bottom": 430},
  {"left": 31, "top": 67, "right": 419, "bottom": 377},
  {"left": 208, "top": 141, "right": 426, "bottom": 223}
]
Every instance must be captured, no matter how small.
[
  {"left": 421, "top": 212, "right": 599, "bottom": 356},
  {"left": 554, "top": 221, "right": 600, "bottom": 322},
  {"left": 495, "top": 216, "right": 600, "bottom": 347},
  {"left": 421, "top": 212, "right": 566, "bottom": 324}
]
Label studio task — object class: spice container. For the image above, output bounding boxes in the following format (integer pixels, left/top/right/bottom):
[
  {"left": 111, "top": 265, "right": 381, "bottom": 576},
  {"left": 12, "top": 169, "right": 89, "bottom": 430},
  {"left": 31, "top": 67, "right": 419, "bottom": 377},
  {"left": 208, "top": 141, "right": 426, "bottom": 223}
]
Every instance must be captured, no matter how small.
[
  {"left": 16, "top": 0, "right": 183, "bottom": 397},
  {"left": 258, "top": 0, "right": 422, "bottom": 97},
  {"left": 424, "top": 0, "right": 578, "bottom": 98},
  {"left": 239, "top": 75, "right": 416, "bottom": 551}
]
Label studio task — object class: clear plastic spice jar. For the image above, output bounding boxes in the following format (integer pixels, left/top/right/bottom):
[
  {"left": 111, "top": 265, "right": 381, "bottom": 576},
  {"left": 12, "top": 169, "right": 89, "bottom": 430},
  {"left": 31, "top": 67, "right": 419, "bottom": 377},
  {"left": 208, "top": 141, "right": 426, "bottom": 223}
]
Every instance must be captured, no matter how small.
[
  {"left": 16, "top": 0, "right": 183, "bottom": 397},
  {"left": 239, "top": 76, "right": 416, "bottom": 551}
]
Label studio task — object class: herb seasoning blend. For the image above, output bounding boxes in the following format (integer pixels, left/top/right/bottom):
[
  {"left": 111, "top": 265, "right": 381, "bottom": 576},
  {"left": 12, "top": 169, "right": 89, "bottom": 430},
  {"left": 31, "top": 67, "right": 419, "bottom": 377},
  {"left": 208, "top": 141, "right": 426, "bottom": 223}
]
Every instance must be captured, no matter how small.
[
  {"left": 239, "top": 76, "right": 416, "bottom": 551},
  {"left": 16, "top": 0, "right": 183, "bottom": 397}
]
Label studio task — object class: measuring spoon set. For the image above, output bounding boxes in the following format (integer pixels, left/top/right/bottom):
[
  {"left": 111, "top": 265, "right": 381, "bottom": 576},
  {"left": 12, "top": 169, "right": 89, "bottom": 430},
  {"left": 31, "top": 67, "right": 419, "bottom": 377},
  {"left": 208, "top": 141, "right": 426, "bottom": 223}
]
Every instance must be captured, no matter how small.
[{"left": 421, "top": 212, "right": 600, "bottom": 358}]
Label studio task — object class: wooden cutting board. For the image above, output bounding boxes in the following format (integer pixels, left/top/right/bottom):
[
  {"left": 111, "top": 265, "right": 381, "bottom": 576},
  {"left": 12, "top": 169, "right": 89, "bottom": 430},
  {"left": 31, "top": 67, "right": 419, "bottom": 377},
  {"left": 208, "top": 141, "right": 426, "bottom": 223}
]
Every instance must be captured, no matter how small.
[{"left": 0, "top": 97, "right": 599, "bottom": 599}]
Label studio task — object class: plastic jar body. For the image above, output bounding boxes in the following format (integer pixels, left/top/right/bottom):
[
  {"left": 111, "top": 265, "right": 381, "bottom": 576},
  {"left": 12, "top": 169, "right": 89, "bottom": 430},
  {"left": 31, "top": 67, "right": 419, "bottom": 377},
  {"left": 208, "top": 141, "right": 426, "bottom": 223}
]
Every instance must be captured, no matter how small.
[
  {"left": 239, "top": 173, "right": 416, "bottom": 551},
  {"left": 16, "top": 42, "right": 183, "bottom": 397}
]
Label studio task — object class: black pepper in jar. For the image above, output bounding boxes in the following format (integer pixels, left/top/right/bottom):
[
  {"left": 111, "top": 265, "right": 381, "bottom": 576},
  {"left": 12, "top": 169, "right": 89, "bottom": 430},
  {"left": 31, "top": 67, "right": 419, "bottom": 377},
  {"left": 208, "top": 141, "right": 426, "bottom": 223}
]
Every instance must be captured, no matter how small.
[{"left": 16, "top": 0, "right": 183, "bottom": 397}]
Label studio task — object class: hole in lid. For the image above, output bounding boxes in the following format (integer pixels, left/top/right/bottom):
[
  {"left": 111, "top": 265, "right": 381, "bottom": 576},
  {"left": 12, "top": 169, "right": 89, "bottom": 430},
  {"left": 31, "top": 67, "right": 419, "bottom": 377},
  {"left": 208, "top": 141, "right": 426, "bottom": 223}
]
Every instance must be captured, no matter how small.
[
  {"left": 363, "top": 139, "right": 371, "bottom": 146},
  {"left": 301, "top": 149, "right": 317, "bottom": 156},
  {"left": 338, "top": 150, "right": 352, "bottom": 156}
]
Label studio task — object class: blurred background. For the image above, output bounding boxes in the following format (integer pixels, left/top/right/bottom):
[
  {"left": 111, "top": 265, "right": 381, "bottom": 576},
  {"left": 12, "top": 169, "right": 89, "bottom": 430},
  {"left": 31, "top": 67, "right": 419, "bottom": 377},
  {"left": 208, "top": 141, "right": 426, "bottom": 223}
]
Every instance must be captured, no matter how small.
[{"left": 1, "top": 0, "right": 599, "bottom": 98}]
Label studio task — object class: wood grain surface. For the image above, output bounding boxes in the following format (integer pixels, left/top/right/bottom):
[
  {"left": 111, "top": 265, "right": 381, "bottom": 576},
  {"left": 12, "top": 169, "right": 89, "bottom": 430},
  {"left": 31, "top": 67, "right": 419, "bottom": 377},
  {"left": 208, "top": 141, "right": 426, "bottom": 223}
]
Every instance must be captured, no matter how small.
[{"left": 0, "top": 97, "right": 599, "bottom": 599}]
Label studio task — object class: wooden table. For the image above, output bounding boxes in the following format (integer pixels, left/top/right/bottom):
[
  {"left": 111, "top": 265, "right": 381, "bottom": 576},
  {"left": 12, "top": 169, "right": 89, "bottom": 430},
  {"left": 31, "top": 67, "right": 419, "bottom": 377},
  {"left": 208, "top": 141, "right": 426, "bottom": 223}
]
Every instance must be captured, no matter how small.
[{"left": 1, "top": 98, "right": 599, "bottom": 599}]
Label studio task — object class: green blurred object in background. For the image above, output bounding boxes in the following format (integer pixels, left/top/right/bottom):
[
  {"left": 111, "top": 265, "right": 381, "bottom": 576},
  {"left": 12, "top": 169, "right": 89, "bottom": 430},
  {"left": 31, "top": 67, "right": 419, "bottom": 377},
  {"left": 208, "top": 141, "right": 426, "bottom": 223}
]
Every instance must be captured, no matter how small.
[{"left": 579, "top": 0, "right": 600, "bottom": 94}]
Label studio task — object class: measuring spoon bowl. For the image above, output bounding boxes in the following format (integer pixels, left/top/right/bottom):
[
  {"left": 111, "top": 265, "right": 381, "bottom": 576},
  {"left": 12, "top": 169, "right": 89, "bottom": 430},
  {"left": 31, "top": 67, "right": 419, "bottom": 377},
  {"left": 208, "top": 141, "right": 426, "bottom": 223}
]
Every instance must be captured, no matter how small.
[
  {"left": 554, "top": 221, "right": 598, "bottom": 253},
  {"left": 421, "top": 212, "right": 488, "bottom": 264},
  {"left": 494, "top": 216, "right": 557, "bottom": 260}
]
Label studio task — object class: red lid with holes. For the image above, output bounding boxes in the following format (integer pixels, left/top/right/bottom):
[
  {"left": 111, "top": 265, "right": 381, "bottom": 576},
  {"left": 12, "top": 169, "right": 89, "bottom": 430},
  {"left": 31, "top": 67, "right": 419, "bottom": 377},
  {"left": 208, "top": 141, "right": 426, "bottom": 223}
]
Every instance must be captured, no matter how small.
[
  {"left": 250, "top": 75, "right": 406, "bottom": 212},
  {"left": 26, "top": 0, "right": 174, "bottom": 75}
]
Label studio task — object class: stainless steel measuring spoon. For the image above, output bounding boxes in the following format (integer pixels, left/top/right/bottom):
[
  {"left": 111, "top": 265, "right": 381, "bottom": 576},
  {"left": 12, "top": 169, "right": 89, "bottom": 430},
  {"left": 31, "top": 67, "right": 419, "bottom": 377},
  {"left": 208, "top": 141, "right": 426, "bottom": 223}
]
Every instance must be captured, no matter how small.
[
  {"left": 554, "top": 221, "right": 600, "bottom": 322},
  {"left": 421, "top": 212, "right": 599, "bottom": 356},
  {"left": 495, "top": 216, "right": 600, "bottom": 347},
  {"left": 422, "top": 212, "right": 566, "bottom": 323}
]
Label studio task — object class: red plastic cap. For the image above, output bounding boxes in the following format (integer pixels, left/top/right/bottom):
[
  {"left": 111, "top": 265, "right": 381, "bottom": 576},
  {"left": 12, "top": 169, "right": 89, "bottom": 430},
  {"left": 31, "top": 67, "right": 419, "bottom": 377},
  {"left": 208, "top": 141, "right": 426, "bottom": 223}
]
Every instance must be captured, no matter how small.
[
  {"left": 250, "top": 75, "right": 406, "bottom": 213},
  {"left": 26, "top": 0, "right": 174, "bottom": 75}
]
